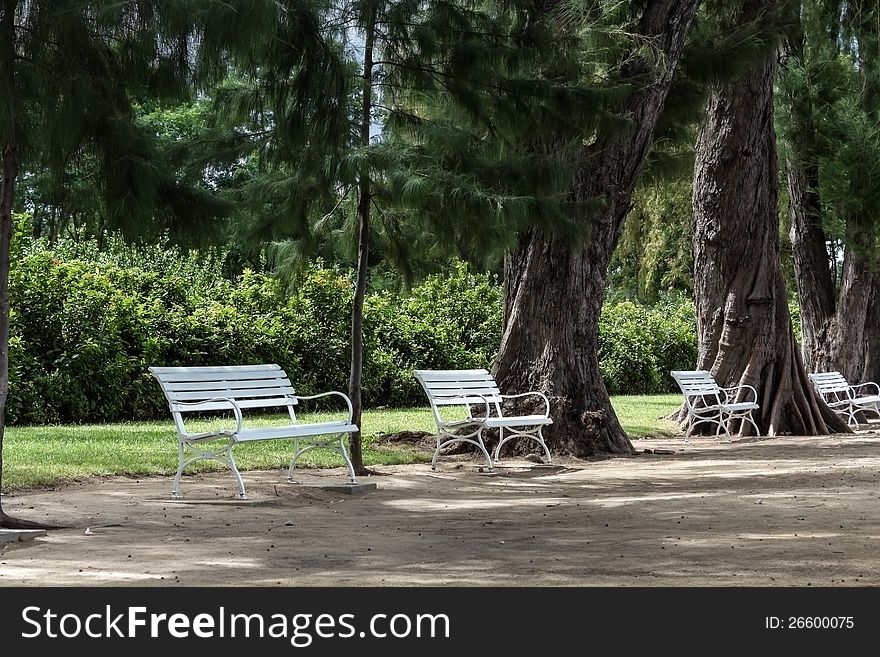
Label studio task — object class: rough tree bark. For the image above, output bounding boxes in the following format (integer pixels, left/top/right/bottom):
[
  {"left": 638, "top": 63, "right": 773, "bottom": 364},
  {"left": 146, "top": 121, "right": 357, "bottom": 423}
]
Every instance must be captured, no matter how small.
[
  {"left": 692, "top": 0, "right": 848, "bottom": 436},
  {"left": 1, "top": 3, "right": 56, "bottom": 528},
  {"left": 789, "top": 182, "right": 880, "bottom": 384},
  {"left": 492, "top": 0, "right": 701, "bottom": 457},
  {"left": 782, "top": 17, "right": 880, "bottom": 386}
]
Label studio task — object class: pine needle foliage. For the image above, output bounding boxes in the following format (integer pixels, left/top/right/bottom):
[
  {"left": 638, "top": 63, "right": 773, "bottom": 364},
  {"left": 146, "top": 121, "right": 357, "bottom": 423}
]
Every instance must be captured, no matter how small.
[
  {"left": 0, "top": 0, "right": 256, "bottom": 527},
  {"left": 777, "top": 0, "right": 880, "bottom": 270}
]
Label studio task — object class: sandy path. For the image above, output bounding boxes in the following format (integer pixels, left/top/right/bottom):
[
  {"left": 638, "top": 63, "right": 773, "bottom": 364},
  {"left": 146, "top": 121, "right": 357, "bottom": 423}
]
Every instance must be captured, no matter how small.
[{"left": 2, "top": 431, "right": 879, "bottom": 587}]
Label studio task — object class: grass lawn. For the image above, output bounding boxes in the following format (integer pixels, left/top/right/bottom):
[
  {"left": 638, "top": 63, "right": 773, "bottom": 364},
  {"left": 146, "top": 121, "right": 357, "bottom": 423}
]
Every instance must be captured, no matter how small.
[{"left": 1, "top": 394, "right": 682, "bottom": 490}]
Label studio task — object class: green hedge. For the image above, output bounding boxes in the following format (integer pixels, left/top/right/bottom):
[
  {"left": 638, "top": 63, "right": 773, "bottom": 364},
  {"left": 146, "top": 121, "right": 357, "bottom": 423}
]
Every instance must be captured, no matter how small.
[
  {"left": 7, "top": 254, "right": 502, "bottom": 424},
  {"left": 598, "top": 296, "right": 697, "bottom": 395},
  {"left": 7, "top": 246, "right": 697, "bottom": 424}
]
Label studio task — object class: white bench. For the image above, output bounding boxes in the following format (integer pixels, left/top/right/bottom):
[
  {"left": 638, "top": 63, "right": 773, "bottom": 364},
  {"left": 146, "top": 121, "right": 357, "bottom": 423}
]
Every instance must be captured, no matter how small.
[
  {"left": 671, "top": 370, "right": 760, "bottom": 438},
  {"left": 808, "top": 371, "right": 880, "bottom": 426},
  {"left": 413, "top": 368, "right": 552, "bottom": 471},
  {"left": 150, "top": 364, "right": 358, "bottom": 499}
]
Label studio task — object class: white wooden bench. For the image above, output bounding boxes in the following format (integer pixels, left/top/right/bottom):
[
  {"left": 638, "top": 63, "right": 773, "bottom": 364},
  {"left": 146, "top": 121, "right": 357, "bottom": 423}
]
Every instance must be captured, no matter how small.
[
  {"left": 808, "top": 371, "right": 880, "bottom": 426},
  {"left": 150, "top": 364, "right": 358, "bottom": 499},
  {"left": 671, "top": 370, "right": 760, "bottom": 438},
  {"left": 413, "top": 368, "right": 552, "bottom": 471}
]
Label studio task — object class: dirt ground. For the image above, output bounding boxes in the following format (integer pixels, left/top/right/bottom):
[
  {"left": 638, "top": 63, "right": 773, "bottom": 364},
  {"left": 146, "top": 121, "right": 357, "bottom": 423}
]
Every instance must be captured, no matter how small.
[{"left": 2, "top": 429, "right": 879, "bottom": 587}]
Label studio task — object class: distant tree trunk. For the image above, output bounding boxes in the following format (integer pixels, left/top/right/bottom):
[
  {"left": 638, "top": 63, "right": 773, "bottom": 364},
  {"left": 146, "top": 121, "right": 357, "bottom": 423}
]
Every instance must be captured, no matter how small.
[
  {"left": 791, "top": 203, "right": 880, "bottom": 384},
  {"left": 347, "top": 11, "right": 375, "bottom": 476},
  {"left": 96, "top": 217, "right": 107, "bottom": 252},
  {"left": 493, "top": 0, "right": 701, "bottom": 457},
  {"left": 692, "top": 0, "right": 847, "bottom": 436},
  {"left": 786, "top": 158, "right": 835, "bottom": 359},
  {"left": 782, "top": 16, "right": 880, "bottom": 387}
]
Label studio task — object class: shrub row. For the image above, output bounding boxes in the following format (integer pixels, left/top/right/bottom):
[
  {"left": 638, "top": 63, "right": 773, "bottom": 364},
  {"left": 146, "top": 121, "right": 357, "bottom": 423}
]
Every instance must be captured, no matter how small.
[
  {"left": 598, "top": 296, "right": 697, "bottom": 395},
  {"left": 7, "top": 247, "right": 697, "bottom": 424}
]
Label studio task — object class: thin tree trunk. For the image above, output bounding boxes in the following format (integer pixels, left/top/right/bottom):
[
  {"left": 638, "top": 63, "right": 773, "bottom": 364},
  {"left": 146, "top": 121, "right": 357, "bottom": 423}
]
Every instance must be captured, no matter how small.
[
  {"left": 95, "top": 215, "right": 108, "bottom": 251},
  {"left": 692, "top": 0, "right": 848, "bottom": 437},
  {"left": 347, "top": 14, "right": 375, "bottom": 476},
  {"left": 492, "top": 0, "right": 700, "bottom": 457}
]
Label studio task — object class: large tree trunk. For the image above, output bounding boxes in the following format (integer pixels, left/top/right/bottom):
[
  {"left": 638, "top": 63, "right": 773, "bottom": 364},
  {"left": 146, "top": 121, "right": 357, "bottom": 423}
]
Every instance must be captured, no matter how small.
[
  {"left": 1, "top": 1, "right": 51, "bottom": 528},
  {"left": 492, "top": 0, "right": 701, "bottom": 457},
  {"left": 692, "top": 0, "right": 848, "bottom": 437}
]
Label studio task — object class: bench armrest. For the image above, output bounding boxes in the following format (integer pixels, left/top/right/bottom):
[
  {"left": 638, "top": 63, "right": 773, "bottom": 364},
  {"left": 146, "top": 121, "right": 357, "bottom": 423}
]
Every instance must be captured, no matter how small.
[
  {"left": 176, "top": 397, "right": 244, "bottom": 434},
  {"left": 850, "top": 382, "right": 880, "bottom": 397},
  {"left": 294, "top": 391, "right": 355, "bottom": 423},
  {"left": 721, "top": 384, "right": 757, "bottom": 405},
  {"left": 500, "top": 391, "right": 550, "bottom": 417}
]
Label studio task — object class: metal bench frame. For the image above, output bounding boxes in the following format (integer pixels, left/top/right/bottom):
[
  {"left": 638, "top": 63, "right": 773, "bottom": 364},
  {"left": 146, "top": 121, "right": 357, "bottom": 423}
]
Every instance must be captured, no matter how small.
[
  {"left": 671, "top": 370, "right": 760, "bottom": 438},
  {"left": 150, "top": 364, "right": 358, "bottom": 499},
  {"left": 808, "top": 371, "right": 880, "bottom": 426},
  {"left": 413, "top": 368, "right": 553, "bottom": 471}
]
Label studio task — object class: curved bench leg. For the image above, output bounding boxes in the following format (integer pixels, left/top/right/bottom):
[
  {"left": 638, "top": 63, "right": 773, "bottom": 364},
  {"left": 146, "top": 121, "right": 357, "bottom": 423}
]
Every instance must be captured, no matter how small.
[
  {"left": 744, "top": 413, "right": 760, "bottom": 436},
  {"left": 475, "top": 427, "right": 494, "bottom": 471},
  {"left": 536, "top": 426, "right": 552, "bottom": 464},
  {"left": 432, "top": 430, "right": 494, "bottom": 472},
  {"left": 287, "top": 437, "right": 309, "bottom": 483},
  {"left": 226, "top": 445, "right": 248, "bottom": 500},
  {"left": 171, "top": 442, "right": 186, "bottom": 499},
  {"left": 287, "top": 434, "right": 357, "bottom": 485},
  {"left": 493, "top": 426, "right": 552, "bottom": 465},
  {"left": 339, "top": 434, "right": 357, "bottom": 484},
  {"left": 431, "top": 433, "right": 444, "bottom": 470},
  {"left": 173, "top": 438, "right": 246, "bottom": 499},
  {"left": 492, "top": 427, "right": 505, "bottom": 464}
]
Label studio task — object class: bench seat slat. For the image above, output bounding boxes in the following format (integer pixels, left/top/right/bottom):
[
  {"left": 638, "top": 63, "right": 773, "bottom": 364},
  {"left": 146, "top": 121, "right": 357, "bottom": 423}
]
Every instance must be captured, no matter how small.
[
  {"left": 167, "top": 386, "right": 296, "bottom": 401},
  {"left": 415, "top": 369, "right": 493, "bottom": 382},
  {"left": 164, "top": 378, "right": 295, "bottom": 392},
  {"left": 484, "top": 415, "right": 552, "bottom": 428},
  {"left": 150, "top": 364, "right": 281, "bottom": 374},
  {"left": 152, "top": 370, "right": 288, "bottom": 384},
  {"left": 430, "top": 395, "right": 503, "bottom": 405},
  {"left": 420, "top": 380, "right": 500, "bottom": 390},
  {"left": 234, "top": 422, "right": 358, "bottom": 442},
  {"left": 170, "top": 397, "right": 296, "bottom": 412},
  {"left": 422, "top": 386, "right": 502, "bottom": 396},
  {"left": 680, "top": 386, "right": 721, "bottom": 396}
]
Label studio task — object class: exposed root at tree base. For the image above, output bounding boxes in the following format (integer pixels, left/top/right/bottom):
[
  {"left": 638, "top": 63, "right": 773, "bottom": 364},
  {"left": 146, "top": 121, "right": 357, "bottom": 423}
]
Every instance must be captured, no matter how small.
[
  {"left": 355, "top": 466, "right": 386, "bottom": 477},
  {"left": 0, "top": 511, "right": 62, "bottom": 530}
]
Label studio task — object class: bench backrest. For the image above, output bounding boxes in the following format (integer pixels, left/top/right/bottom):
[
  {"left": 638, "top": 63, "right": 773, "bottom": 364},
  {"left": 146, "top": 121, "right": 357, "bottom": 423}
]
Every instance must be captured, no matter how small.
[
  {"left": 671, "top": 370, "right": 721, "bottom": 398},
  {"left": 413, "top": 369, "right": 503, "bottom": 406},
  {"left": 670, "top": 370, "right": 724, "bottom": 407},
  {"left": 150, "top": 364, "right": 297, "bottom": 413},
  {"left": 808, "top": 371, "right": 851, "bottom": 395}
]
